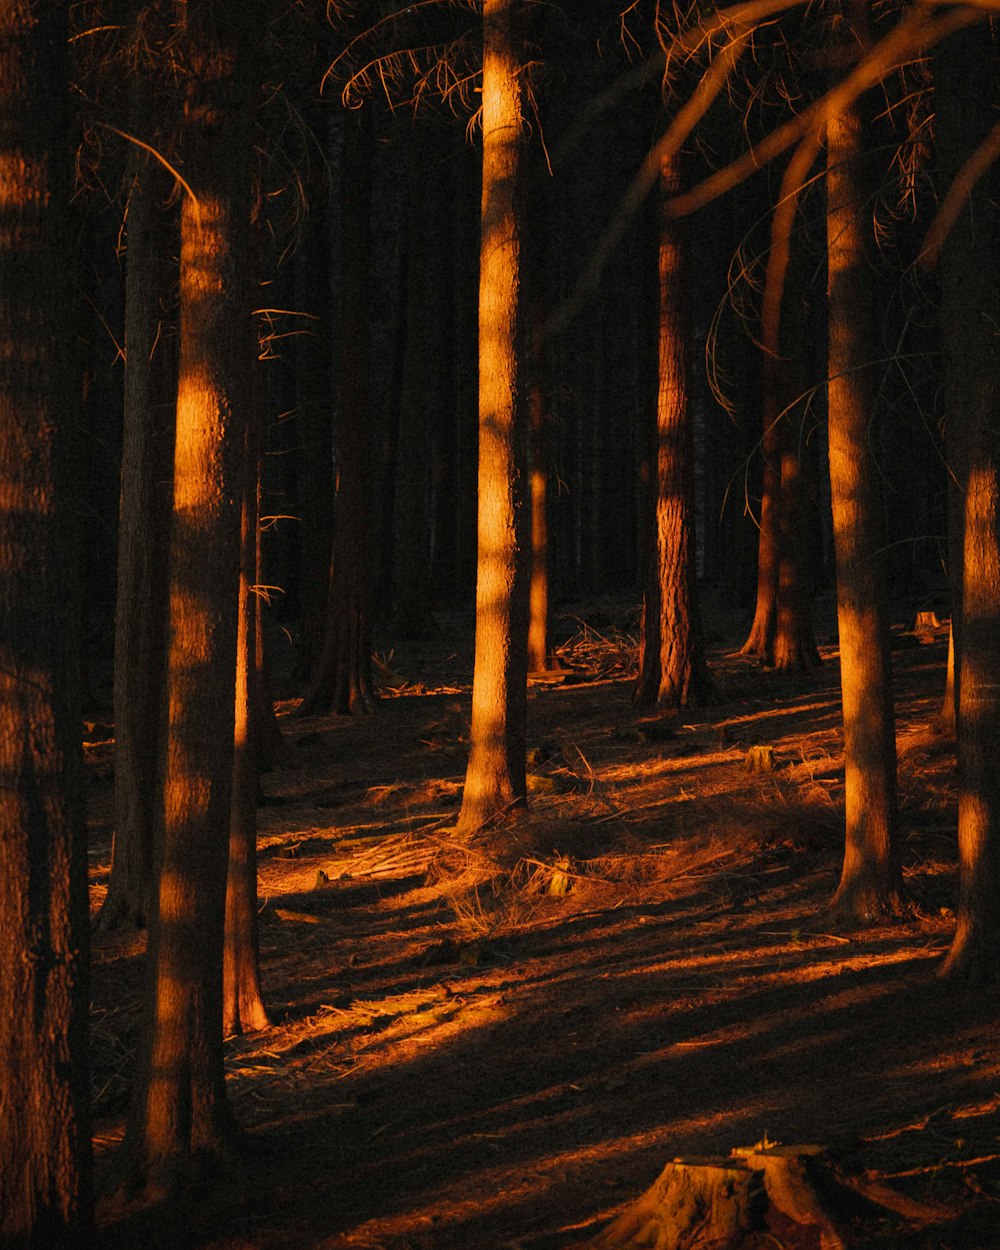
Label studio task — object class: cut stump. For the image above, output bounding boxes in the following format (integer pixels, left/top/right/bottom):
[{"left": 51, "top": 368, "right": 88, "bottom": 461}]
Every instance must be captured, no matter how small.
[{"left": 575, "top": 1142, "right": 952, "bottom": 1250}]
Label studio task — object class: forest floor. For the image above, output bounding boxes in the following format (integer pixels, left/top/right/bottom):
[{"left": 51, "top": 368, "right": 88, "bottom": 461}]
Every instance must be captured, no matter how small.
[{"left": 85, "top": 597, "right": 1000, "bottom": 1250}]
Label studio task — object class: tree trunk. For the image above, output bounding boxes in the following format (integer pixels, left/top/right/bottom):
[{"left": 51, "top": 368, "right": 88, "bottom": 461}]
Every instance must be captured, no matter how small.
[
  {"left": 635, "top": 151, "right": 713, "bottom": 709},
  {"left": 740, "top": 366, "right": 781, "bottom": 661},
  {"left": 298, "top": 105, "right": 376, "bottom": 716},
  {"left": 527, "top": 335, "right": 557, "bottom": 673},
  {"left": 0, "top": 1, "right": 94, "bottom": 1242},
  {"left": 118, "top": 0, "right": 255, "bottom": 1194},
  {"left": 934, "top": 24, "right": 1000, "bottom": 980},
  {"left": 99, "top": 32, "right": 176, "bottom": 931},
  {"left": 826, "top": 1, "right": 903, "bottom": 923},
  {"left": 773, "top": 223, "right": 820, "bottom": 672},
  {"left": 456, "top": 0, "right": 530, "bottom": 834},
  {"left": 743, "top": 153, "right": 819, "bottom": 669},
  {"left": 224, "top": 390, "right": 269, "bottom": 1037},
  {"left": 393, "top": 129, "right": 445, "bottom": 639}
]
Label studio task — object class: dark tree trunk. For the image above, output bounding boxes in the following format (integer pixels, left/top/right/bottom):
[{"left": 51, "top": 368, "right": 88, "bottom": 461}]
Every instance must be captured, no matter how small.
[
  {"left": 826, "top": 1, "right": 903, "bottom": 923},
  {"left": 0, "top": 1, "right": 94, "bottom": 1242},
  {"left": 293, "top": 158, "right": 334, "bottom": 679},
  {"left": 393, "top": 128, "right": 449, "bottom": 638},
  {"left": 224, "top": 400, "right": 269, "bottom": 1037},
  {"left": 935, "top": 24, "right": 1000, "bottom": 979},
  {"left": 299, "top": 105, "right": 376, "bottom": 716},
  {"left": 99, "top": 30, "right": 176, "bottom": 931}
]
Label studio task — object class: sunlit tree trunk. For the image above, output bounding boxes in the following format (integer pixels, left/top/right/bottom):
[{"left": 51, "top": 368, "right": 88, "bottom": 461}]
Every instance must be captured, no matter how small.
[
  {"left": 635, "top": 150, "right": 713, "bottom": 709},
  {"left": 826, "top": 1, "right": 903, "bottom": 923},
  {"left": 299, "top": 107, "right": 376, "bottom": 716},
  {"left": 935, "top": 24, "right": 1000, "bottom": 979},
  {"left": 100, "top": 28, "right": 176, "bottom": 931},
  {"left": 119, "top": 0, "right": 256, "bottom": 1194},
  {"left": 457, "top": 0, "right": 529, "bottom": 834},
  {"left": 0, "top": 1, "right": 94, "bottom": 1242}
]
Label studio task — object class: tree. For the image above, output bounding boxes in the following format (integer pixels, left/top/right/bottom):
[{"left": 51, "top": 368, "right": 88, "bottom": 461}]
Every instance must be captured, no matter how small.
[
  {"left": 299, "top": 105, "right": 377, "bottom": 716},
  {"left": 742, "top": 159, "right": 819, "bottom": 670},
  {"left": 224, "top": 386, "right": 269, "bottom": 1037},
  {"left": 0, "top": 0, "right": 94, "bottom": 1243},
  {"left": 99, "top": 5, "right": 177, "bottom": 930},
  {"left": 934, "top": 23, "right": 1000, "bottom": 979},
  {"left": 117, "top": 0, "right": 257, "bottom": 1194},
  {"left": 825, "top": 0, "right": 903, "bottom": 922},
  {"left": 635, "top": 149, "right": 713, "bottom": 709},
  {"left": 456, "top": 0, "right": 530, "bottom": 834}
]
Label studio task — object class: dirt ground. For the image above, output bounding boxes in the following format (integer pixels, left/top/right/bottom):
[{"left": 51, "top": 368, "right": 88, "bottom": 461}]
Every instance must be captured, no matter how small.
[{"left": 85, "top": 601, "right": 1000, "bottom": 1249}]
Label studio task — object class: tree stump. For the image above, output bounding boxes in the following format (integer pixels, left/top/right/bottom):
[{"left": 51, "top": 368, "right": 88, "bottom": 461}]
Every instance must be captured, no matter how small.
[
  {"left": 577, "top": 1144, "right": 852, "bottom": 1250},
  {"left": 575, "top": 1141, "right": 955, "bottom": 1250},
  {"left": 581, "top": 1155, "right": 763, "bottom": 1250}
]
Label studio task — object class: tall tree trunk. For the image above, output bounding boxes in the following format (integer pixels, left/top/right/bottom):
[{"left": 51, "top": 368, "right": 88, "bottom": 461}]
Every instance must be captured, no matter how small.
[
  {"left": 456, "top": 0, "right": 529, "bottom": 834},
  {"left": 119, "top": 0, "right": 255, "bottom": 1194},
  {"left": 299, "top": 105, "right": 376, "bottom": 716},
  {"left": 224, "top": 386, "right": 269, "bottom": 1037},
  {"left": 0, "top": 1, "right": 94, "bottom": 1242},
  {"left": 393, "top": 131, "right": 444, "bottom": 639},
  {"left": 527, "top": 329, "right": 556, "bottom": 673},
  {"left": 635, "top": 150, "right": 713, "bottom": 709},
  {"left": 826, "top": 1, "right": 903, "bottom": 923},
  {"left": 935, "top": 24, "right": 1000, "bottom": 979},
  {"left": 99, "top": 30, "right": 176, "bottom": 931},
  {"left": 743, "top": 158, "right": 819, "bottom": 668},
  {"left": 773, "top": 222, "right": 820, "bottom": 672}
]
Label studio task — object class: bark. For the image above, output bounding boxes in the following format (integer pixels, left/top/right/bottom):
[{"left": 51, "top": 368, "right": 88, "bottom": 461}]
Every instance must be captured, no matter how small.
[
  {"left": 224, "top": 409, "right": 269, "bottom": 1037},
  {"left": 634, "top": 152, "right": 713, "bottom": 710},
  {"left": 826, "top": 1, "right": 903, "bottom": 923},
  {"left": 118, "top": 0, "right": 256, "bottom": 1194},
  {"left": 935, "top": 25, "right": 1000, "bottom": 980},
  {"left": 527, "top": 338, "right": 557, "bottom": 673},
  {"left": 740, "top": 363, "right": 781, "bottom": 661},
  {"left": 742, "top": 158, "right": 818, "bottom": 668},
  {"left": 456, "top": 0, "right": 530, "bottom": 834},
  {"left": 773, "top": 223, "right": 820, "bottom": 672},
  {"left": 0, "top": 2, "right": 94, "bottom": 1243},
  {"left": 298, "top": 106, "right": 376, "bottom": 716},
  {"left": 99, "top": 34, "right": 176, "bottom": 931}
]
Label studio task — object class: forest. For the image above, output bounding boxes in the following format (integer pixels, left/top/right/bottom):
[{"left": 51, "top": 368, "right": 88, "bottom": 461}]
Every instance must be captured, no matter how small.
[{"left": 5, "top": 0, "right": 1000, "bottom": 1247}]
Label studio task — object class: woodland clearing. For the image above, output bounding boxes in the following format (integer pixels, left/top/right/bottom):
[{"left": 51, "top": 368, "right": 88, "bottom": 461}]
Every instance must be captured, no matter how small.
[{"left": 86, "top": 600, "right": 1000, "bottom": 1249}]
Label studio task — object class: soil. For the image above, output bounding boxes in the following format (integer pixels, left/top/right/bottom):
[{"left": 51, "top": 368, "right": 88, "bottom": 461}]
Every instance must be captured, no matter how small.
[{"left": 85, "top": 601, "right": 1000, "bottom": 1250}]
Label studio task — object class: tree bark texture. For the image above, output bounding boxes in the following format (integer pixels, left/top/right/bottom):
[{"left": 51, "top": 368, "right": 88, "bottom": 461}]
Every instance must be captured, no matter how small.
[
  {"left": 826, "top": 2, "right": 903, "bottom": 923},
  {"left": 635, "top": 152, "right": 713, "bottom": 710},
  {"left": 121, "top": 0, "right": 256, "bottom": 1191},
  {"left": 935, "top": 24, "right": 1000, "bottom": 980},
  {"left": 101, "top": 34, "right": 177, "bottom": 931},
  {"left": 457, "top": 0, "right": 530, "bottom": 834},
  {"left": 0, "top": 2, "right": 94, "bottom": 1243}
]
